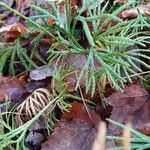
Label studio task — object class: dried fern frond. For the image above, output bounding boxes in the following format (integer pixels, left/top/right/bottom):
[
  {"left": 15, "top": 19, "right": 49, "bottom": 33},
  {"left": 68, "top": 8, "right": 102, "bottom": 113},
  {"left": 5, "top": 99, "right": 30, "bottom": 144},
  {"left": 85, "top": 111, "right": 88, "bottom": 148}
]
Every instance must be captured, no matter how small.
[{"left": 16, "top": 88, "right": 51, "bottom": 124}]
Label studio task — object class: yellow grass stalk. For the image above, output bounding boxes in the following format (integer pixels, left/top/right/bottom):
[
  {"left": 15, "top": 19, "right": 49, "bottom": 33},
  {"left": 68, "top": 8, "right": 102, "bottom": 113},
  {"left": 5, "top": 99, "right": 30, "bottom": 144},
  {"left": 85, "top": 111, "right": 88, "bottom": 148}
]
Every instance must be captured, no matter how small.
[
  {"left": 122, "top": 122, "right": 132, "bottom": 150},
  {"left": 92, "top": 122, "right": 106, "bottom": 150}
]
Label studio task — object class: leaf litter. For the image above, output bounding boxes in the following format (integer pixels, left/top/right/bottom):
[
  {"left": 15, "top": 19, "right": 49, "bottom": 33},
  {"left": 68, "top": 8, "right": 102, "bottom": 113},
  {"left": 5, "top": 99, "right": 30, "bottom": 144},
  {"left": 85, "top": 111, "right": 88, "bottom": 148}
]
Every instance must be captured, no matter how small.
[{"left": 0, "top": 0, "right": 150, "bottom": 149}]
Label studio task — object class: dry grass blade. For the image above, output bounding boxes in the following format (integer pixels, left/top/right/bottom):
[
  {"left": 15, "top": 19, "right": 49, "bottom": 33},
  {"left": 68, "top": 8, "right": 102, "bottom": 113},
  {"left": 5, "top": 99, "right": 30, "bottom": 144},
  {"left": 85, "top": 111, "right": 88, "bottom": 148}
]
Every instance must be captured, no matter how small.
[
  {"left": 122, "top": 122, "right": 132, "bottom": 150},
  {"left": 92, "top": 122, "right": 106, "bottom": 150},
  {"left": 16, "top": 88, "right": 50, "bottom": 124}
]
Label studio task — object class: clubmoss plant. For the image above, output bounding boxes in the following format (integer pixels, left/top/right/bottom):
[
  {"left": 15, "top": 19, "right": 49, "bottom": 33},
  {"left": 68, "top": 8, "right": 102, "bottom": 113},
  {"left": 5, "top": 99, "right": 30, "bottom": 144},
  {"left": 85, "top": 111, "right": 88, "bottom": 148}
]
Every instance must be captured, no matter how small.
[
  {"left": 0, "top": 0, "right": 150, "bottom": 149},
  {"left": 27, "top": 0, "right": 150, "bottom": 95}
]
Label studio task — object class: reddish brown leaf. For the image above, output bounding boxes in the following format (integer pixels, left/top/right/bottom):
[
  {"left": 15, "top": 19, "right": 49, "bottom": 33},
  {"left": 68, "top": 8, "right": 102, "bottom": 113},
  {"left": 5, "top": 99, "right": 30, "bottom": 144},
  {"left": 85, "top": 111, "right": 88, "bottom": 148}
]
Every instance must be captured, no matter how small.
[
  {"left": 42, "top": 118, "right": 97, "bottom": 150},
  {"left": 10, "top": 22, "right": 28, "bottom": 33},
  {"left": 62, "top": 102, "right": 101, "bottom": 125},
  {"left": 107, "top": 83, "right": 150, "bottom": 135},
  {"left": 3, "top": 22, "right": 28, "bottom": 42},
  {"left": 41, "top": 102, "right": 101, "bottom": 150},
  {"left": 4, "top": 31, "right": 22, "bottom": 42}
]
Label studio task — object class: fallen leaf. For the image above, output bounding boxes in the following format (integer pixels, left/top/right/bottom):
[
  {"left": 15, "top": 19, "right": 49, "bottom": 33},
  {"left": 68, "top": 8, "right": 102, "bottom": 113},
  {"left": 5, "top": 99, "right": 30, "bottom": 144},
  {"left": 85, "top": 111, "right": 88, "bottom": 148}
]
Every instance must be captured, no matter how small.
[
  {"left": 25, "top": 131, "right": 45, "bottom": 148},
  {"left": 42, "top": 118, "right": 97, "bottom": 150},
  {"left": 129, "top": 99, "right": 150, "bottom": 135},
  {"left": 25, "top": 78, "right": 51, "bottom": 92},
  {"left": 62, "top": 102, "right": 101, "bottom": 125},
  {"left": 3, "top": 31, "right": 21, "bottom": 42},
  {"left": 29, "top": 66, "right": 53, "bottom": 81},
  {"left": 107, "top": 83, "right": 150, "bottom": 135},
  {"left": 63, "top": 54, "right": 100, "bottom": 92},
  {"left": 121, "top": 3, "right": 150, "bottom": 19},
  {"left": 10, "top": 22, "right": 28, "bottom": 33},
  {"left": 64, "top": 70, "right": 84, "bottom": 92},
  {"left": 3, "top": 22, "right": 28, "bottom": 42},
  {"left": 0, "top": 24, "right": 14, "bottom": 32},
  {"left": 41, "top": 102, "right": 101, "bottom": 150},
  {"left": 39, "top": 38, "right": 53, "bottom": 59},
  {"left": 0, "top": 75, "right": 27, "bottom": 103}
]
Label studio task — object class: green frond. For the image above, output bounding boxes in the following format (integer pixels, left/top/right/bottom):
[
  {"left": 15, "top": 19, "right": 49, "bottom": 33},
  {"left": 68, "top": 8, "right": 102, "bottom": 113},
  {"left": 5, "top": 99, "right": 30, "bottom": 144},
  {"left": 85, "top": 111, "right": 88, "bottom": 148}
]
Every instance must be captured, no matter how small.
[
  {"left": 0, "top": 48, "right": 12, "bottom": 74},
  {"left": 0, "top": 39, "right": 41, "bottom": 75}
]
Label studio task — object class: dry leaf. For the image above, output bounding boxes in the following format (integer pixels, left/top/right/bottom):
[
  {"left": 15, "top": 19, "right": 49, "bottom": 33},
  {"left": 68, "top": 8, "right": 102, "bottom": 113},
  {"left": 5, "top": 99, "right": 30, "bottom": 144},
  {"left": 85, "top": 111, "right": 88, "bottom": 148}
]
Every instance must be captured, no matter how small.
[
  {"left": 0, "top": 75, "right": 26, "bottom": 103},
  {"left": 107, "top": 83, "right": 150, "bottom": 135},
  {"left": 3, "top": 22, "right": 28, "bottom": 42},
  {"left": 29, "top": 66, "right": 53, "bottom": 81},
  {"left": 121, "top": 3, "right": 150, "bottom": 19},
  {"left": 41, "top": 102, "right": 101, "bottom": 150}
]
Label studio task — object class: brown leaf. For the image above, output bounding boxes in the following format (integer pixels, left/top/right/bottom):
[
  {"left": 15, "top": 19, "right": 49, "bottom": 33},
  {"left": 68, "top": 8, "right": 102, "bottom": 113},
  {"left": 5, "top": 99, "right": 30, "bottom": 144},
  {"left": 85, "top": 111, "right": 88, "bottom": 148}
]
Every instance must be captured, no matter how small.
[
  {"left": 4, "top": 31, "right": 21, "bottom": 42},
  {"left": 63, "top": 54, "right": 100, "bottom": 92},
  {"left": 3, "top": 22, "right": 28, "bottom": 42},
  {"left": 107, "top": 83, "right": 150, "bottom": 135},
  {"left": 121, "top": 3, "right": 150, "bottom": 19},
  {"left": 41, "top": 102, "right": 101, "bottom": 150},
  {"left": 10, "top": 22, "right": 28, "bottom": 33},
  {"left": 0, "top": 75, "right": 27, "bottom": 103},
  {"left": 62, "top": 102, "right": 101, "bottom": 125},
  {"left": 64, "top": 70, "right": 84, "bottom": 92},
  {"left": 42, "top": 118, "right": 97, "bottom": 150},
  {"left": 129, "top": 99, "right": 150, "bottom": 135}
]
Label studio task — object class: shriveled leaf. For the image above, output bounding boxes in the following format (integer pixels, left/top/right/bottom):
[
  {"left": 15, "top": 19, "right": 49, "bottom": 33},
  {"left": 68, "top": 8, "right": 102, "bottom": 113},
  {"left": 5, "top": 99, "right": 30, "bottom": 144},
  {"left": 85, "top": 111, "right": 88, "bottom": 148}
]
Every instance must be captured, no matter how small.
[{"left": 3, "top": 22, "right": 28, "bottom": 42}]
